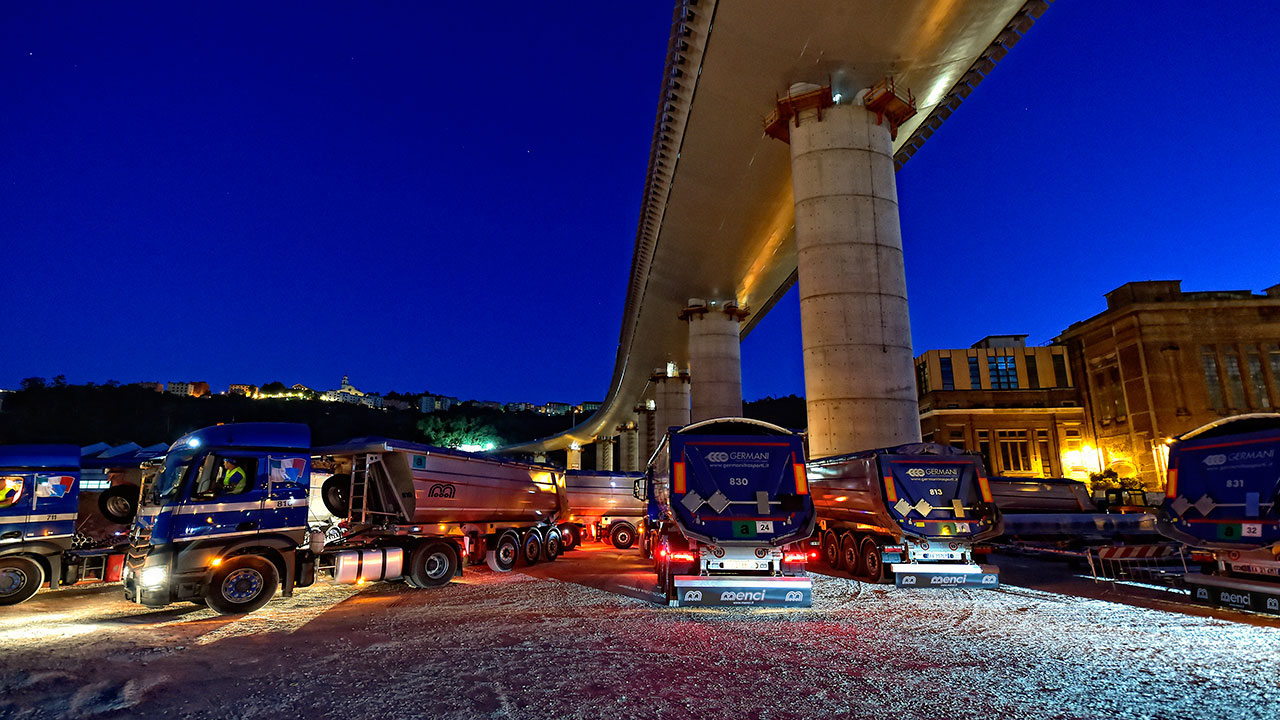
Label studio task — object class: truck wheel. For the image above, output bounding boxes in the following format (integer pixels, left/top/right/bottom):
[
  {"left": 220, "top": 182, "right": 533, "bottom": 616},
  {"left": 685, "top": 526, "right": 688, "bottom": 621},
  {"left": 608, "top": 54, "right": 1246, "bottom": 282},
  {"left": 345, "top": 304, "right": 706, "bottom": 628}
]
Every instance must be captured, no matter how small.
[
  {"left": 321, "top": 474, "right": 351, "bottom": 517},
  {"left": 98, "top": 484, "right": 139, "bottom": 524},
  {"left": 206, "top": 556, "right": 279, "bottom": 615},
  {"left": 822, "top": 531, "right": 840, "bottom": 568},
  {"left": 486, "top": 532, "right": 519, "bottom": 572},
  {"left": 409, "top": 543, "right": 456, "bottom": 588},
  {"left": 543, "top": 528, "right": 562, "bottom": 562},
  {"left": 0, "top": 556, "right": 44, "bottom": 606},
  {"left": 561, "top": 525, "right": 579, "bottom": 551},
  {"left": 839, "top": 534, "right": 860, "bottom": 575},
  {"left": 610, "top": 523, "right": 635, "bottom": 549},
  {"left": 860, "top": 537, "right": 886, "bottom": 583},
  {"left": 521, "top": 531, "right": 542, "bottom": 566}
]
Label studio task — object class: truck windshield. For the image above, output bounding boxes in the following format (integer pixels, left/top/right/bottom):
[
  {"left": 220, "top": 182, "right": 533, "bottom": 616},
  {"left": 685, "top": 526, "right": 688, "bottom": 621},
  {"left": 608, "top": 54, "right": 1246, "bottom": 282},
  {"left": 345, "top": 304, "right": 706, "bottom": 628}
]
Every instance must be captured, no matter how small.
[{"left": 153, "top": 461, "right": 190, "bottom": 503}]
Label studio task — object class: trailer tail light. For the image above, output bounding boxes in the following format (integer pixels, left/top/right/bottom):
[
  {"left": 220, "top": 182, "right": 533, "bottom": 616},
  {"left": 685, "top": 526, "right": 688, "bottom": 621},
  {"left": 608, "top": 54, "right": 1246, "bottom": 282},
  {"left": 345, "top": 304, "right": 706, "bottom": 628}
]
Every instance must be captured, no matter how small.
[
  {"left": 809, "top": 550, "right": 818, "bottom": 560},
  {"left": 884, "top": 545, "right": 905, "bottom": 554},
  {"left": 1165, "top": 468, "right": 1178, "bottom": 500},
  {"left": 783, "top": 552, "right": 808, "bottom": 562},
  {"left": 669, "top": 552, "right": 695, "bottom": 562},
  {"left": 883, "top": 476, "right": 898, "bottom": 502},
  {"left": 674, "top": 462, "right": 686, "bottom": 494},
  {"left": 793, "top": 463, "right": 808, "bottom": 494}
]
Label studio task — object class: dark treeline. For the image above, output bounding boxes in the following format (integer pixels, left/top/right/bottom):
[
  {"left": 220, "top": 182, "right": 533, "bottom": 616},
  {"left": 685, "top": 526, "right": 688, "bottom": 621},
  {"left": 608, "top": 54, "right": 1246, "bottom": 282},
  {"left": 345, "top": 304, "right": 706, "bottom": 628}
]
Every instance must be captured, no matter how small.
[{"left": 0, "top": 383, "right": 574, "bottom": 448}]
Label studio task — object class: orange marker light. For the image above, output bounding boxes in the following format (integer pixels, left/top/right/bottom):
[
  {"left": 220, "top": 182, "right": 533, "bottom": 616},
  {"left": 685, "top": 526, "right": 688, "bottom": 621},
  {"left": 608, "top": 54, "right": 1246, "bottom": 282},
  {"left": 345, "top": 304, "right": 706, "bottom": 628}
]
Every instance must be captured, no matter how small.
[
  {"left": 1166, "top": 468, "right": 1178, "bottom": 499},
  {"left": 884, "top": 476, "right": 898, "bottom": 503},
  {"left": 793, "top": 463, "right": 808, "bottom": 495},
  {"left": 674, "top": 462, "right": 686, "bottom": 494}
]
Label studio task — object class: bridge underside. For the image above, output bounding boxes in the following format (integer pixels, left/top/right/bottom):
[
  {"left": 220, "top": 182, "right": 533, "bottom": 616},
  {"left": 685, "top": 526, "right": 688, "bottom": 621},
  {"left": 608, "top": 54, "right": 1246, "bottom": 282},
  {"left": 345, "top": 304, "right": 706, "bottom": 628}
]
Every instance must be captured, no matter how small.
[{"left": 509, "top": 0, "right": 1046, "bottom": 454}]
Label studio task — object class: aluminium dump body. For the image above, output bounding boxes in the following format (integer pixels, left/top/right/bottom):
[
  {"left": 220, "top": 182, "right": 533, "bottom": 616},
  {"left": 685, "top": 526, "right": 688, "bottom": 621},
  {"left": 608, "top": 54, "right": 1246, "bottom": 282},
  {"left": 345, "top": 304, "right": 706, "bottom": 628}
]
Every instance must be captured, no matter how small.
[
  {"left": 1158, "top": 418, "right": 1280, "bottom": 551},
  {"left": 655, "top": 427, "right": 813, "bottom": 547},
  {"left": 315, "top": 439, "right": 565, "bottom": 526},
  {"left": 564, "top": 470, "right": 645, "bottom": 519},
  {"left": 988, "top": 477, "right": 1095, "bottom": 513},
  {"left": 808, "top": 444, "right": 1002, "bottom": 542}
]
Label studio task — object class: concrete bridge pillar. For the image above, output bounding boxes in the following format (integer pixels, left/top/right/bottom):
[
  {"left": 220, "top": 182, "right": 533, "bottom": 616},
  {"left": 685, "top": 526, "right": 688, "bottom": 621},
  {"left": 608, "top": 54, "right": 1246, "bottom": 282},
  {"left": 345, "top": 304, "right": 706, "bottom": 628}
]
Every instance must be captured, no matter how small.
[
  {"left": 782, "top": 85, "right": 921, "bottom": 457},
  {"left": 616, "top": 423, "right": 639, "bottom": 472},
  {"left": 566, "top": 444, "right": 582, "bottom": 471},
  {"left": 635, "top": 402, "right": 656, "bottom": 470},
  {"left": 681, "top": 300, "right": 748, "bottom": 422},
  {"left": 652, "top": 370, "right": 691, "bottom": 442},
  {"left": 595, "top": 436, "right": 614, "bottom": 471}
]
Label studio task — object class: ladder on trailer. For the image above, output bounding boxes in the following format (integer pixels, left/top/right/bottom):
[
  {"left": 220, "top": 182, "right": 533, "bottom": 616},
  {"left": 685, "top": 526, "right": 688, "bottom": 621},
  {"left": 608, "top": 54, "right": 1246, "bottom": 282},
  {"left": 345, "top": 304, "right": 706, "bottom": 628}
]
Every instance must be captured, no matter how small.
[{"left": 348, "top": 453, "right": 403, "bottom": 525}]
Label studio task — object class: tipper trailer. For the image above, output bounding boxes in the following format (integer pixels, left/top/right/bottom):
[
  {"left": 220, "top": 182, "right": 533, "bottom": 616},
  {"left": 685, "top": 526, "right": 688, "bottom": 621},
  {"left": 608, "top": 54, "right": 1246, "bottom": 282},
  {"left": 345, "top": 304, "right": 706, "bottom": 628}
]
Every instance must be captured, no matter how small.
[
  {"left": 0, "top": 445, "right": 143, "bottom": 605},
  {"left": 123, "top": 422, "right": 568, "bottom": 614},
  {"left": 637, "top": 418, "right": 816, "bottom": 607},
  {"left": 561, "top": 469, "right": 646, "bottom": 549},
  {"left": 808, "top": 443, "right": 1003, "bottom": 588},
  {"left": 1157, "top": 413, "right": 1280, "bottom": 614}
]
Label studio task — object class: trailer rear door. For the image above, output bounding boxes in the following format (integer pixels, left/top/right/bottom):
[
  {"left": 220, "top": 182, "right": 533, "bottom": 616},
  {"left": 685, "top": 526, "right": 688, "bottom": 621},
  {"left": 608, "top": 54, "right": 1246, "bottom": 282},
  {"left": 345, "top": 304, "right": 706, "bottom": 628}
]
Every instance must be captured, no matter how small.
[
  {"left": 1164, "top": 427, "right": 1280, "bottom": 546},
  {"left": 880, "top": 453, "right": 999, "bottom": 541}
]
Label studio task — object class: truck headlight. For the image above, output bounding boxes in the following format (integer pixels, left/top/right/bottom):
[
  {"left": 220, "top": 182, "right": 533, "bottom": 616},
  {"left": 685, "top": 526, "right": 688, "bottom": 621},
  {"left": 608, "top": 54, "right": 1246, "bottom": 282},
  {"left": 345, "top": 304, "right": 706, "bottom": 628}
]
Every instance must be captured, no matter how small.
[{"left": 140, "top": 566, "right": 168, "bottom": 588}]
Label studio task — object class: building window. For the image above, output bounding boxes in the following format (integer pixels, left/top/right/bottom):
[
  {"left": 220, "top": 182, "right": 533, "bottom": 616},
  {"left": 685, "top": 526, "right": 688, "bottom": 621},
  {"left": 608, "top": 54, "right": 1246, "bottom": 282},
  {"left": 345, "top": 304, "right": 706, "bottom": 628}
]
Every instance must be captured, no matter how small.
[
  {"left": 997, "top": 430, "right": 1031, "bottom": 473},
  {"left": 1224, "top": 352, "right": 1247, "bottom": 410},
  {"left": 948, "top": 430, "right": 965, "bottom": 450},
  {"left": 1202, "top": 346, "right": 1224, "bottom": 411},
  {"left": 1109, "top": 366, "right": 1126, "bottom": 419},
  {"left": 1246, "top": 350, "right": 1271, "bottom": 409},
  {"left": 916, "top": 362, "right": 930, "bottom": 396},
  {"left": 976, "top": 430, "right": 993, "bottom": 473},
  {"left": 1052, "top": 354, "right": 1069, "bottom": 388},
  {"left": 988, "top": 356, "right": 1018, "bottom": 389},
  {"left": 968, "top": 357, "right": 982, "bottom": 389},
  {"left": 1037, "top": 429, "right": 1053, "bottom": 476},
  {"left": 1025, "top": 353, "right": 1040, "bottom": 389},
  {"left": 940, "top": 357, "right": 954, "bottom": 390},
  {"left": 1093, "top": 372, "right": 1113, "bottom": 423}
]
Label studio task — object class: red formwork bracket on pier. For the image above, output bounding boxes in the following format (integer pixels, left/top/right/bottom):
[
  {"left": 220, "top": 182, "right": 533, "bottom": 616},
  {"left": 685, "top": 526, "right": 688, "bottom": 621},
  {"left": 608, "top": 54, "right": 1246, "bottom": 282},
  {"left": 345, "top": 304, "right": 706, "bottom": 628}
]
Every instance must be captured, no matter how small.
[{"left": 863, "top": 77, "right": 918, "bottom": 140}]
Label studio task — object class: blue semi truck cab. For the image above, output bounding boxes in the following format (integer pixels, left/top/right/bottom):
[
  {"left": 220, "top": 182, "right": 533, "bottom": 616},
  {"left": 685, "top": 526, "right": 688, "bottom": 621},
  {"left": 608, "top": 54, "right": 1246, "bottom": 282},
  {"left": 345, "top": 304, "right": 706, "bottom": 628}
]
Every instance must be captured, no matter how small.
[
  {"left": 637, "top": 418, "right": 816, "bottom": 607},
  {"left": 0, "top": 445, "right": 137, "bottom": 605}
]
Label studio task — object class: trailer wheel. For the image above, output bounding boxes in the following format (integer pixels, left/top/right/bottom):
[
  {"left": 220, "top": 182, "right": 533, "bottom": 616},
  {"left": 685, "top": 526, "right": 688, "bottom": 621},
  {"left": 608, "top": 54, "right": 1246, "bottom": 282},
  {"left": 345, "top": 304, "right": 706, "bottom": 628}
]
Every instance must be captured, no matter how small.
[
  {"left": 206, "top": 556, "right": 279, "bottom": 615},
  {"left": 610, "top": 523, "right": 635, "bottom": 550},
  {"left": 543, "top": 528, "right": 562, "bottom": 562},
  {"left": 561, "top": 525, "right": 579, "bottom": 551},
  {"left": 486, "top": 532, "right": 519, "bottom": 572},
  {"left": 409, "top": 543, "right": 456, "bottom": 588},
  {"left": 521, "top": 531, "right": 542, "bottom": 566},
  {"left": 822, "top": 531, "right": 840, "bottom": 569},
  {"left": 98, "top": 484, "right": 139, "bottom": 524},
  {"left": 320, "top": 474, "right": 351, "bottom": 517},
  {"left": 839, "top": 534, "right": 860, "bottom": 575},
  {"left": 0, "top": 556, "right": 44, "bottom": 606},
  {"left": 860, "top": 537, "right": 885, "bottom": 583}
]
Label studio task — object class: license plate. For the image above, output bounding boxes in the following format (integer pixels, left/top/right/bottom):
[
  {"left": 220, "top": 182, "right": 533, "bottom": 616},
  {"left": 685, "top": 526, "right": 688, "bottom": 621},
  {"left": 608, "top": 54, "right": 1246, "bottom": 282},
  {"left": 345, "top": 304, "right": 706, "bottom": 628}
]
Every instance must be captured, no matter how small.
[
  {"left": 1233, "top": 563, "right": 1280, "bottom": 577},
  {"left": 724, "top": 559, "right": 761, "bottom": 570}
]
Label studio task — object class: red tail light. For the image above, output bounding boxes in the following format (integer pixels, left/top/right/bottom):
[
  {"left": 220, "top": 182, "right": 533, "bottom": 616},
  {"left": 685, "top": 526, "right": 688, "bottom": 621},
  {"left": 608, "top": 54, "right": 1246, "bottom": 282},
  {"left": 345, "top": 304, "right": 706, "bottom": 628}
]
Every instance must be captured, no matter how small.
[
  {"left": 669, "top": 552, "right": 695, "bottom": 562},
  {"left": 808, "top": 550, "right": 818, "bottom": 559},
  {"left": 783, "top": 552, "right": 808, "bottom": 562},
  {"left": 657, "top": 548, "right": 667, "bottom": 559}
]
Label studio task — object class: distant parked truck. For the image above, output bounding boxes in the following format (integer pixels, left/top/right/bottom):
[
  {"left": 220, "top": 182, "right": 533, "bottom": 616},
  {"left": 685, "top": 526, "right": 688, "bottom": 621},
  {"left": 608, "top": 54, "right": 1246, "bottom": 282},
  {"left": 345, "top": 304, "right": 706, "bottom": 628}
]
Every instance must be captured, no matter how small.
[
  {"left": 808, "top": 443, "right": 1003, "bottom": 588},
  {"left": 0, "top": 446, "right": 142, "bottom": 605},
  {"left": 123, "top": 423, "right": 568, "bottom": 614},
  {"left": 638, "top": 418, "right": 816, "bottom": 607},
  {"left": 1157, "top": 414, "right": 1280, "bottom": 615},
  {"left": 560, "top": 470, "right": 646, "bottom": 549}
]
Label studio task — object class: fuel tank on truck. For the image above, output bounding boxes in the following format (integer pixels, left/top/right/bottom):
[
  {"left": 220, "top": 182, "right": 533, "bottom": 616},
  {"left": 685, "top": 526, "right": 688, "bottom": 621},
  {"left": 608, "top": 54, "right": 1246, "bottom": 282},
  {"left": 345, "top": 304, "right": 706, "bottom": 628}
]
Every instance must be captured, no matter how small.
[
  {"left": 315, "top": 439, "right": 565, "bottom": 526},
  {"left": 1158, "top": 414, "right": 1280, "bottom": 552},
  {"left": 808, "top": 443, "right": 1003, "bottom": 542},
  {"left": 564, "top": 470, "right": 646, "bottom": 518}
]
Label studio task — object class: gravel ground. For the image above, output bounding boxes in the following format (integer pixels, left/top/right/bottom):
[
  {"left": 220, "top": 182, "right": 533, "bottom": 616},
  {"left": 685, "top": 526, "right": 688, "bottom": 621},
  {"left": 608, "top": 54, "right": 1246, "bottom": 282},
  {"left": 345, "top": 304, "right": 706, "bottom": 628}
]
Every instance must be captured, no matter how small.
[{"left": 1, "top": 545, "right": 1277, "bottom": 720}]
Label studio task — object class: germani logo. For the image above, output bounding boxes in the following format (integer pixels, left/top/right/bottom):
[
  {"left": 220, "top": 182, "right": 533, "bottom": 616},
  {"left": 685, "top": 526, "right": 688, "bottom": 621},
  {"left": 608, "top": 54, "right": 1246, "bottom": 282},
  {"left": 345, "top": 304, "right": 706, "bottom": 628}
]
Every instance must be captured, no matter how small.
[
  {"left": 706, "top": 452, "right": 730, "bottom": 463},
  {"left": 1204, "top": 454, "right": 1227, "bottom": 467},
  {"left": 683, "top": 590, "right": 702, "bottom": 602},
  {"left": 907, "top": 468, "right": 925, "bottom": 477}
]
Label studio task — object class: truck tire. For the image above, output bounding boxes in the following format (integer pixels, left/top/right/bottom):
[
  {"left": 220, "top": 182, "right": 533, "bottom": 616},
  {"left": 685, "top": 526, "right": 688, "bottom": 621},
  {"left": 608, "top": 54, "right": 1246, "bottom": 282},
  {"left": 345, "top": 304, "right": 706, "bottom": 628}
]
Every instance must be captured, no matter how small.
[
  {"left": 610, "top": 523, "right": 636, "bottom": 550},
  {"left": 409, "top": 543, "right": 456, "bottom": 588},
  {"left": 860, "top": 537, "right": 886, "bottom": 583},
  {"left": 561, "top": 525, "right": 579, "bottom": 551},
  {"left": 0, "top": 556, "right": 44, "bottom": 606},
  {"left": 543, "top": 528, "right": 562, "bottom": 562},
  {"left": 521, "top": 530, "right": 542, "bottom": 566},
  {"left": 839, "top": 533, "right": 860, "bottom": 575},
  {"left": 98, "top": 484, "right": 139, "bottom": 524},
  {"left": 822, "top": 531, "right": 840, "bottom": 569},
  {"left": 321, "top": 474, "right": 351, "bottom": 517},
  {"left": 486, "top": 532, "right": 519, "bottom": 572},
  {"left": 206, "top": 556, "right": 279, "bottom": 615}
]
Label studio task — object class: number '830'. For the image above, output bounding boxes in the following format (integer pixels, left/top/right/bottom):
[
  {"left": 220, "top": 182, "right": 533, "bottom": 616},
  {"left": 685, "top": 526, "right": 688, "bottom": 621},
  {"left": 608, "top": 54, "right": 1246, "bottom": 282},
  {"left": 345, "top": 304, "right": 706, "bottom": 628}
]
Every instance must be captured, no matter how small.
[{"left": 728, "top": 477, "right": 748, "bottom": 486}]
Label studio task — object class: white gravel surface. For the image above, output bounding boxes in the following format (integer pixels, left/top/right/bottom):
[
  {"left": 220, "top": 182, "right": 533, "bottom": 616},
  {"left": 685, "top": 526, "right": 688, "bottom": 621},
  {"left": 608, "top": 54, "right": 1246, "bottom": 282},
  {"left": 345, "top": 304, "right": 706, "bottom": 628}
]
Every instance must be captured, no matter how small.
[{"left": 0, "top": 545, "right": 1276, "bottom": 720}]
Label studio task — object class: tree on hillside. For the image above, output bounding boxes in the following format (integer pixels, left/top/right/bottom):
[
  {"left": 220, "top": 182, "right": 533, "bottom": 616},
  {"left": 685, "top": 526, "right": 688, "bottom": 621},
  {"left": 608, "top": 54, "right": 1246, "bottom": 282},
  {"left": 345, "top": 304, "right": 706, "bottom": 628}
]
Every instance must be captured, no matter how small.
[{"left": 418, "top": 415, "right": 500, "bottom": 449}]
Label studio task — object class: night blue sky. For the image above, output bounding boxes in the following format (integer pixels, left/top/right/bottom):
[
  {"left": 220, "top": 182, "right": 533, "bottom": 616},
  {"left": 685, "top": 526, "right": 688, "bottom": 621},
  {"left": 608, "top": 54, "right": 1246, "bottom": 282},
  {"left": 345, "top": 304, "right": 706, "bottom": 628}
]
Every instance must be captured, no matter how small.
[{"left": 4, "top": 2, "right": 1278, "bottom": 404}]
